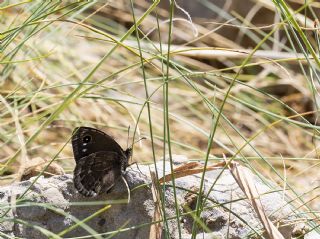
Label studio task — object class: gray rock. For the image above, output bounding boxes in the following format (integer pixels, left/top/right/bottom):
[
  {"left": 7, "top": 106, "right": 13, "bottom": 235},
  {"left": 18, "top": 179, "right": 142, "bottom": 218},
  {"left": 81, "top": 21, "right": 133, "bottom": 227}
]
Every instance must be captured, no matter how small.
[
  {"left": 0, "top": 158, "right": 318, "bottom": 239},
  {"left": 15, "top": 193, "right": 47, "bottom": 220}
]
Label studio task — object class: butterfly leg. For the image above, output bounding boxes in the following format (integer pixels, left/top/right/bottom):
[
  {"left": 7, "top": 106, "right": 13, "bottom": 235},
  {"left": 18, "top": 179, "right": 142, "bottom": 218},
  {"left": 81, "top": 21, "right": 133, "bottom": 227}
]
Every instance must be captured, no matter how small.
[{"left": 127, "top": 161, "right": 144, "bottom": 176}]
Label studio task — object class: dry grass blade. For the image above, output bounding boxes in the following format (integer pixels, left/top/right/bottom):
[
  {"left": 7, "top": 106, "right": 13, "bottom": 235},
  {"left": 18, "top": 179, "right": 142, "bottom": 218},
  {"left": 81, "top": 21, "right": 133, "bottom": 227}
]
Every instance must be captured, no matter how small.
[
  {"left": 121, "top": 175, "right": 131, "bottom": 204},
  {"left": 227, "top": 160, "right": 284, "bottom": 239},
  {"left": 0, "top": 94, "right": 28, "bottom": 182},
  {"left": 124, "top": 40, "right": 311, "bottom": 61},
  {"left": 149, "top": 171, "right": 163, "bottom": 239},
  {"left": 159, "top": 161, "right": 226, "bottom": 183}
]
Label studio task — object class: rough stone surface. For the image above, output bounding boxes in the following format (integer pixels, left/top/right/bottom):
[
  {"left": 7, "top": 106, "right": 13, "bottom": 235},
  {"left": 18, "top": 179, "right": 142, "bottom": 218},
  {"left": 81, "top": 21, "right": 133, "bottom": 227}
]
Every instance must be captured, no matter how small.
[{"left": 0, "top": 157, "right": 318, "bottom": 239}]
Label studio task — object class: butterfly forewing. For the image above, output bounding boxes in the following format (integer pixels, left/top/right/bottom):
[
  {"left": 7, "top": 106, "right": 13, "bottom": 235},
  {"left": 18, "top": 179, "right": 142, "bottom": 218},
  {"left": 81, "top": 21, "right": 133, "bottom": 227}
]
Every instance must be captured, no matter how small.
[{"left": 72, "top": 127, "right": 125, "bottom": 162}]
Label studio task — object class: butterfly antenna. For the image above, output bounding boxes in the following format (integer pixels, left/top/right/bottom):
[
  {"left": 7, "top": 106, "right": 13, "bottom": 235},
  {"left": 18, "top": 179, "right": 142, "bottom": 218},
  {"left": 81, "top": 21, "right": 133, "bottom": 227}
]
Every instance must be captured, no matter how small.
[
  {"left": 121, "top": 175, "right": 131, "bottom": 204},
  {"left": 131, "top": 137, "right": 146, "bottom": 148}
]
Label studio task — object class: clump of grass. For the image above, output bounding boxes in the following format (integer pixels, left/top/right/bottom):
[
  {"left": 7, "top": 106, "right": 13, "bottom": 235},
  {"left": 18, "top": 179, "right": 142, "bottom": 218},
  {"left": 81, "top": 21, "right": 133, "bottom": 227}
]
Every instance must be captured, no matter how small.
[{"left": 1, "top": 0, "right": 320, "bottom": 238}]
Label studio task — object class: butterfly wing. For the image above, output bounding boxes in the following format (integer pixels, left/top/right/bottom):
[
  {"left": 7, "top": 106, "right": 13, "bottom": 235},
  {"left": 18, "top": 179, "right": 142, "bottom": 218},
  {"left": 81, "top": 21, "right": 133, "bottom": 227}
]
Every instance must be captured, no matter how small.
[
  {"left": 72, "top": 127, "right": 125, "bottom": 163},
  {"left": 73, "top": 151, "right": 124, "bottom": 197}
]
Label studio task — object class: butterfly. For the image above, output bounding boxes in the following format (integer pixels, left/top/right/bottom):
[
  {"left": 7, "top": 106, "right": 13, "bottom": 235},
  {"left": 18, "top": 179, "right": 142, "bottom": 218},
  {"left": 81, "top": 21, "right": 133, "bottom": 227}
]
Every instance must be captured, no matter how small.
[{"left": 72, "top": 127, "right": 132, "bottom": 197}]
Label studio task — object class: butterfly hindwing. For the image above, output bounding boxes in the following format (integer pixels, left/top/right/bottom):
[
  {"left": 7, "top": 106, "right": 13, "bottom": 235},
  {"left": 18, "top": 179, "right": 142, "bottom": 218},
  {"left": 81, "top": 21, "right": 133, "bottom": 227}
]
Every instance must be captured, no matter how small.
[{"left": 73, "top": 151, "right": 123, "bottom": 197}]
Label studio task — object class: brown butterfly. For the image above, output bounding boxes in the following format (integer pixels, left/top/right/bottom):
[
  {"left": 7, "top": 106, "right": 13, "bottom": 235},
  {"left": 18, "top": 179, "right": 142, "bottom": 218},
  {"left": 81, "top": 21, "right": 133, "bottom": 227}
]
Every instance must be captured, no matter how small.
[{"left": 72, "top": 127, "right": 131, "bottom": 197}]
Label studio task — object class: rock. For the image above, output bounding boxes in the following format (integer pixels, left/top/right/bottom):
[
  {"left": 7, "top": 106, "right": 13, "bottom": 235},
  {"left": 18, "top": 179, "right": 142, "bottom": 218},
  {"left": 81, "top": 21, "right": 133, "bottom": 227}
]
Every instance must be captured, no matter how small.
[{"left": 0, "top": 157, "right": 318, "bottom": 239}]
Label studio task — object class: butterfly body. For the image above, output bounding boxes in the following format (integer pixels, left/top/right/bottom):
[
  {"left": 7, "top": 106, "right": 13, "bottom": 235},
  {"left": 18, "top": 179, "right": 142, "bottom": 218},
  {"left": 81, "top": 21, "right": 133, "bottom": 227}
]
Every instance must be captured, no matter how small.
[{"left": 72, "top": 127, "right": 131, "bottom": 197}]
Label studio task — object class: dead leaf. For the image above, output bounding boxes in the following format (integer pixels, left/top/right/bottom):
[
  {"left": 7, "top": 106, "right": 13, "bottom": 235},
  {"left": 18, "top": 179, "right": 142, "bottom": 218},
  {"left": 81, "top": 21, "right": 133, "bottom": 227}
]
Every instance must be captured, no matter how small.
[
  {"left": 22, "top": 157, "right": 64, "bottom": 180},
  {"left": 228, "top": 161, "right": 284, "bottom": 239},
  {"left": 159, "top": 161, "right": 225, "bottom": 183},
  {"left": 149, "top": 171, "right": 163, "bottom": 239}
]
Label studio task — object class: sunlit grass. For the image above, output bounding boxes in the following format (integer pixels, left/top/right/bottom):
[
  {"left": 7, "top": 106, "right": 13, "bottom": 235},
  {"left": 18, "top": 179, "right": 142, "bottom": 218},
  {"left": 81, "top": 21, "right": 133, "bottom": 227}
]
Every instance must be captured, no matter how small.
[{"left": 0, "top": 0, "right": 320, "bottom": 238}]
